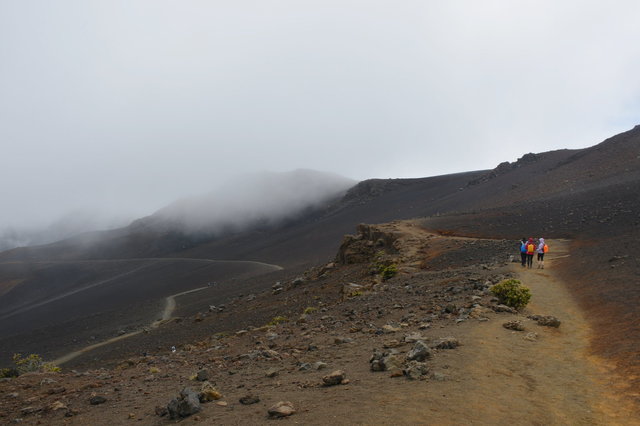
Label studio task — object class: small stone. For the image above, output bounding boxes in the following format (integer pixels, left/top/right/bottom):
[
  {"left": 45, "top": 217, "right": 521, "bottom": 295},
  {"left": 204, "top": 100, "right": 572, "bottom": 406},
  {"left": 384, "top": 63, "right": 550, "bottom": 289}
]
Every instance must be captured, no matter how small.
[
  {"left": 382, "top": 324, "right": 401, "bottom": 333},
  {"left": 432, "top": 337, "right": 459, "bottom": 349},
  {"left": 268, "top": 401, "right": 295, "bottom": 418},
  {"left": 313, "top": 361, "right": 328, "bottom": 370},
  {"left": 89, "top": 396, "right": 107, "bottom": 405},
  {"left": 199, "top": 382, "right": 222, "bottom": 402},
  {"left": 493, "top": 304, "right": 517, "bottom": 314},
  {"left": 48, "top": 401, "right": 66, "bottom": 411},
  {"left": 196, "top": 368, "right": 209, "bottom": 382},
  {"left": 404, "top": 333, "right": 424, "bottom": 343},
  {"left": 503, "top": 320, "right": 525, "bottom": 331},
  {"left": 298, "top": 363, "right": 312, "bottom": 371},
  {"left": 524, "top": 332, "right": 539, "bottom": 341},
  {"left": 216, "top": 401, "right": 228, "bottom": 407},
  {"left": 322, "top": 370, "right": 346, "bottom": 386},
  {"left": 430, "top": 371, "right": 447, "bottom": 381},
  {"left": 406, "top": 341, "right": 433, "bottom": 362},
  {"left": 239, "top": 395, "right": 260, "bottom": 405},
  {"left": 20, "top": 406, "right": 42, "bottom": 415},
  {"left": 155, "top": 406, "right": 168, "bottom": 417},
  {"left": 529, "top": 315, "right": 561, "bottom": 328},
  {"left": 404, "top": 361, "right": 429, "bottom": 380},
  {"left": 265, "top": 368, "right": 279, "bottom": 378}
]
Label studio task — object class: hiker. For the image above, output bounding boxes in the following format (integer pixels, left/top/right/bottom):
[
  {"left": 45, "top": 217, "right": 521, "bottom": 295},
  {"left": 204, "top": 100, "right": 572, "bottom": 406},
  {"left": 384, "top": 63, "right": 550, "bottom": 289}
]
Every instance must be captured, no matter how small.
[
  {"left": 537, "top": 237, "right": 547, "bottom": 269},
  {"left": 526, "top": 238, "right": 536, "bottom": 268},
  {"left": 519, "top": 237, "right": 527, "bottom": 267}
]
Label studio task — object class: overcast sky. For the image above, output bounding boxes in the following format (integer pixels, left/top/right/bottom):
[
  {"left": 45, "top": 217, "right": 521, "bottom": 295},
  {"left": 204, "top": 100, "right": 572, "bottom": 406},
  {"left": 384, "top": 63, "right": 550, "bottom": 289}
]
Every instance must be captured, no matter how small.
[{"left": 1, "top": 0, "right": 639, "bottom": 229}]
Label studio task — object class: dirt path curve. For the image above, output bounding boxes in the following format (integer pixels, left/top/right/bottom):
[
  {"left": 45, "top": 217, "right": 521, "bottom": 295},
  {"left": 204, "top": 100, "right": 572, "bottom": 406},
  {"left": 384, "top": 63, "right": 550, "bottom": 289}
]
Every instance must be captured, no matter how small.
[
  {"left": 53, "top": 286, "right": 209, "bottom": 366},
  {"left": 362, "top": 235, "right": 638, "bottom": 425}
]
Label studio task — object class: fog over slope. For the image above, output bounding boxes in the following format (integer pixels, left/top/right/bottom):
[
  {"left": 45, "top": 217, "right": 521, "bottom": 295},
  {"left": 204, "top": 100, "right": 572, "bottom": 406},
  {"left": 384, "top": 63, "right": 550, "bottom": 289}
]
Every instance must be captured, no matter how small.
[
  {"left": 0, "top": 170, "right": 356, "bottom": 252},
  {"left": 143, "top": 169, "right": 356, "bottom": 234},
  {"left": 0, "top": 211, "right": 133, "bottom": 252}
]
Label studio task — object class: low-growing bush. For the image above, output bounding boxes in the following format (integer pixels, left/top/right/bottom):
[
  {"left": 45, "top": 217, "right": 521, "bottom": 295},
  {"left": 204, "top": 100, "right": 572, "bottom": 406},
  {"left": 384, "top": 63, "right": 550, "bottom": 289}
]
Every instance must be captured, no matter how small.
[
  {"left": 11, "top": 353, "right": 60, "bottom": 375},
  {"left": 267, "top": 316, "right": 289, "bottom": 326},
  {"left": 490, "top": 279, "right": 531, "bottom": 309},
  {"left": 380, "top": 264, "right": 398, "bottom": 280},
  {"left": 303, "top": 307, "right": 318, "bottom": 315}
]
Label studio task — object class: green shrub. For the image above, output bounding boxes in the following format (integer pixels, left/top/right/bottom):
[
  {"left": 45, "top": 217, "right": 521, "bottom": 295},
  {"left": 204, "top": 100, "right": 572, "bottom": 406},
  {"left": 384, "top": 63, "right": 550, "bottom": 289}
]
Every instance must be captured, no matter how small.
[
  {"left": 380, "top": 264, "right": 398, "bottom": 280},
  {"left": 303, "top": 307, "right": 318, "bottom": 315},
  {"left": 11, "top": 353, "right": 60, "bottom": 374},
  {"left": 267, "top": 316, "right": 289, "bottom": 326},
  {"left": 490, "top": 279, "right": 531, "bottom": 309},
  {"left": 0, "top": 368, "right": 19, "bottom": 378}
]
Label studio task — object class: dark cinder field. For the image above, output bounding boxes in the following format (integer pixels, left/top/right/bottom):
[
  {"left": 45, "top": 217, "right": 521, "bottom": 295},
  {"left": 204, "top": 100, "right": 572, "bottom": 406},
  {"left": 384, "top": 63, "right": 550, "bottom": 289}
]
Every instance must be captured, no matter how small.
[{"left": 0, "top": 126, "right": 638, "bottom": 387}]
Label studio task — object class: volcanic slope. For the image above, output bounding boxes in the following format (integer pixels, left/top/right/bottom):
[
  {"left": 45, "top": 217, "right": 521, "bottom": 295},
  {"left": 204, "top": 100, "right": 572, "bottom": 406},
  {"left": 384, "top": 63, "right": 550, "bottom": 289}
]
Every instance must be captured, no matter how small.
[
  {"left": 0, "top": 125, "right": 639, "bottom": 391},
  {"left": 0, "top": 221, "right": 637, "bottom": 424}
]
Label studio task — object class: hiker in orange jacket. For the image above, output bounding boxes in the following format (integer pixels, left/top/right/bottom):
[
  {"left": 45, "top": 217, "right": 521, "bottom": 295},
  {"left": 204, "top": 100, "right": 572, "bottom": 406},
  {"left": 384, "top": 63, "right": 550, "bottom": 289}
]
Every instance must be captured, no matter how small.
[{"left": 525, "top": 238, "right": 536, "bottom": 268}]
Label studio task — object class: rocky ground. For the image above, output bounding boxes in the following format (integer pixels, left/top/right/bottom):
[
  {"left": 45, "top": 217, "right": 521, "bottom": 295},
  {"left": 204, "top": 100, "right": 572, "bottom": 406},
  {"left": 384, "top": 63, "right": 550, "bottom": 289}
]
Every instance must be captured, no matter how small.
[{"left": 1, "top": 221, "right": 637, "bottom": 425}]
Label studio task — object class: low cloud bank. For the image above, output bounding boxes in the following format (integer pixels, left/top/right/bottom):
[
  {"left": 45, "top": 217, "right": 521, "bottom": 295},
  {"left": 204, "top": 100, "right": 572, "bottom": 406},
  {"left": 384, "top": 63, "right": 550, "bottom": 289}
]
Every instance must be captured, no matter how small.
[{"left": 146, "top": 169, "right": 356, "bottom": 235}]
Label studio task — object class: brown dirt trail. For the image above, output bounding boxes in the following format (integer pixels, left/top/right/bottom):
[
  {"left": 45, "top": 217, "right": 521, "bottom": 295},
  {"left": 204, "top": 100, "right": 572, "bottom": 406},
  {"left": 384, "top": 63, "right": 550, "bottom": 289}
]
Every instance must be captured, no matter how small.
[{"left": 357, "top": 237, "right": 638, "bottom": 425}]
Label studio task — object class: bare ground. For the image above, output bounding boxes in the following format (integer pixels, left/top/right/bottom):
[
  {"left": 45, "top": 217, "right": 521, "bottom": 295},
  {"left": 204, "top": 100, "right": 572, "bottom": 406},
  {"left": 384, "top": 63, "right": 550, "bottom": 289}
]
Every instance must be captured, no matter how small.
[{"left": 1, "top": 222, "right": 637, "bottom": 425}]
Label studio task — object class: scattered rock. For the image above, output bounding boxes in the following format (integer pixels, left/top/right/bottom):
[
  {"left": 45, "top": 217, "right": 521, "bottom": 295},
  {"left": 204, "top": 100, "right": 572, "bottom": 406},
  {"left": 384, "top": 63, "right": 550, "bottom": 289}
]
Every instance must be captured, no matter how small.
[
  {"left": 382, "top": 324, "right": 401, "bottom": 333},
  {"left": 48, "top": 401, "right": 66, "bottom": 411},
  {"left": 406, "top": 341, "right": 433, "bottom": 362},
  {"left": 503, "top": 320, "right": 525, "bottom": 331},
  {"left": 240, "top": 395, "right": 260, "bottom": 405},
  {"left": 167, "top": 387, "right": 201, "bottom": 420},
  {"left": 403, "top": 361, "right": 429, "bottom": 380},
  {"left": 89, "top": 396, "right": 107, "bottom": 405},
  {"left": 155, "top": 405, "right": 168, "bottom": 417},
  {"left": 265, "top": 368, "right": 279, "bottom": 378},
  {"left": 403, "top": 332, "right": 424, "bottom": 343},
  {"left": 20, "top": 406, "right": 42, "bottom": 416},
  {"left": 313, "top": 361, "right": 328, "bottom": 370},
  {"left": 430, "top": 371, "right": 448, "bottom": 381},
  {"left": 370, "top": 350, "right": 402, "bottom": 371},
  {"left": 493, "top": 304, "right": 518, "bottom": 314},
  {"left": 196, "top": 368, "right": 209, "bottom": 382},
  {"left": 432, "top": 337, "right": 459, "bottom": 349},
  {"left": 524, "top": 332, "right": 539, "bottom": 341},
  {"left": 529, "top": 315, "right": 561, "bottom": 328},
  {"left": 322, "top": 370, "right": 347, "bottom": 386},
  {"left": 268, "top": 401, "right": 296, "bottom": 418},
  {"left": 199, "top": 382, "right": 222, "bottom": 402}
]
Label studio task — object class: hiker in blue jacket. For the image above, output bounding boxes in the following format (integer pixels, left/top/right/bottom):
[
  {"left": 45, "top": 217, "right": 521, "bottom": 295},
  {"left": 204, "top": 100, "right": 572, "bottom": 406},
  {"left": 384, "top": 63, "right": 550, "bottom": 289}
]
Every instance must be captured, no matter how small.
[{"left": 519, "top": 237, "right": 527, "bottom": 267}]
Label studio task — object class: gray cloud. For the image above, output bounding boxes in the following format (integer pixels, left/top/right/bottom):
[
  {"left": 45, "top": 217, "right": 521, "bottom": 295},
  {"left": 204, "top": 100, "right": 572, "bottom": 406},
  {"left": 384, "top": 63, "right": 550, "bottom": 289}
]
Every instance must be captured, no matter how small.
[{"left": 1, "top": 1, "right": 639, "bottom": 235}]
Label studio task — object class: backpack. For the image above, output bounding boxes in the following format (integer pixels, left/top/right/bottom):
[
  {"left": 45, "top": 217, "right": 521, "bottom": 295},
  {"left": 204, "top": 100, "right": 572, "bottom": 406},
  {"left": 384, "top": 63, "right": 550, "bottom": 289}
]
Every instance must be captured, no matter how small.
[
  {"left": 520, "top": 242, "right": 527, "bottom": 253},
  {"left": 543, "top": 244, "right": 549, "bottom": 253},
  {"left": 526, "top": 243, "right": 535, "bottom": 254}
]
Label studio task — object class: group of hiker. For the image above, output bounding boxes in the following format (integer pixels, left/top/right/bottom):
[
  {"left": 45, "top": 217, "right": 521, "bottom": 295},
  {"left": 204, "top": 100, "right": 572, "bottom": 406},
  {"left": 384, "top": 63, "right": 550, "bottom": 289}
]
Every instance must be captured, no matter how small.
[{"left": 520, "top": 237, "right": 548, "bottom": 269}]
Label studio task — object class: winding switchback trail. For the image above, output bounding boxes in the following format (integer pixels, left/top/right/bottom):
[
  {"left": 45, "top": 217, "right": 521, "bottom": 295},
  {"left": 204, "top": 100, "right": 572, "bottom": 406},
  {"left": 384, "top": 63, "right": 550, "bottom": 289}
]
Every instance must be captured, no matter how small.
[
  {"left": 0, "top": 258, "right": 282, "bottom": 320},
  {"left": 52, "top": 286, "right": 210, "bottom": 366}
]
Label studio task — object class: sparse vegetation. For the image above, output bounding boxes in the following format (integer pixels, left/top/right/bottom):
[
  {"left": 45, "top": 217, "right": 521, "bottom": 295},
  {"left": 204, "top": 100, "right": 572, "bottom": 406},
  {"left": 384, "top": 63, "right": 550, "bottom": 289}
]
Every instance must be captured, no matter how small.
[
  {"left": 348, "top": 290, "right": 363, "bottom": 297},
  {"left": 371, "top": 251, "right": 398, "bottom": 281},
  {"left": 0, "top": 368, "right": 19, "bottom": 378},
  {"left": 303, "top": 307, "right": 318, "bottom": 315},
  {"left": 267, "top": 316, "right": 289, "bottom": 326},
  {"left": 490, "top": 279, "right": 531, "bottom": 309},
  {"left": 380, "top": 264, "right": 398, "bottom": 280},
  {"left": 11, "top": 353, "right": 61, "bottom": 375}
]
